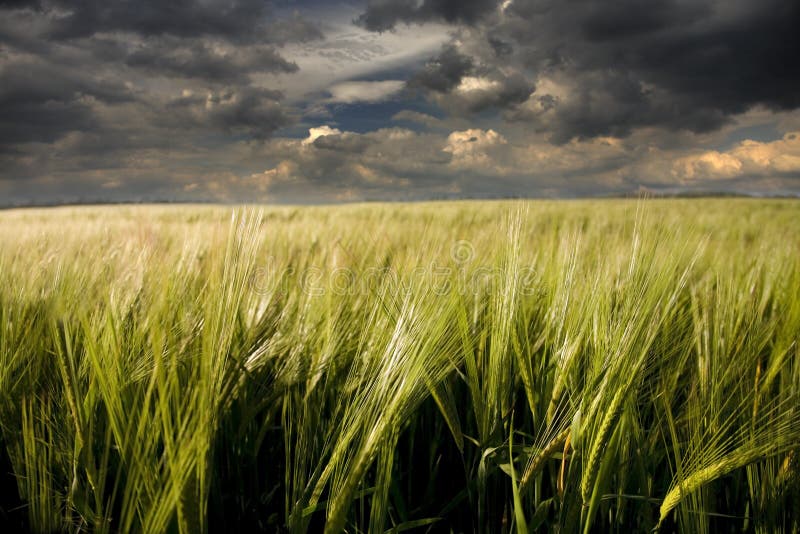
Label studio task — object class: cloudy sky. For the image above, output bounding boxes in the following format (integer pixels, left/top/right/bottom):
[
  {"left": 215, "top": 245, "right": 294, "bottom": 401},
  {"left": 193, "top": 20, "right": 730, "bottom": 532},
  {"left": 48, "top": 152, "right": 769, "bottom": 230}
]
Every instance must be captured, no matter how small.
[{"left": 1, "top": 0, "right": 799, "bottom": 204}]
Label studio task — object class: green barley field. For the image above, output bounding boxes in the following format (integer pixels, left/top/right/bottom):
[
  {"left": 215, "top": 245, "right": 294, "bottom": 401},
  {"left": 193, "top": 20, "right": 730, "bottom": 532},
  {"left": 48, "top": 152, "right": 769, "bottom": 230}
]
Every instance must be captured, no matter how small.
[{"left": 0, "top": 199, "right": 798, "bottom": 533}]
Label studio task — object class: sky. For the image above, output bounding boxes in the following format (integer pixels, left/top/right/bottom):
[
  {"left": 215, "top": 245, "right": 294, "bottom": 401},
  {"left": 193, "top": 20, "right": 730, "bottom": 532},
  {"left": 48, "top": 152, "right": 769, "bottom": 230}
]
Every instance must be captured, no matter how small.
[{"left": 0, "top": 0, "right": 799, "bottom": 205}]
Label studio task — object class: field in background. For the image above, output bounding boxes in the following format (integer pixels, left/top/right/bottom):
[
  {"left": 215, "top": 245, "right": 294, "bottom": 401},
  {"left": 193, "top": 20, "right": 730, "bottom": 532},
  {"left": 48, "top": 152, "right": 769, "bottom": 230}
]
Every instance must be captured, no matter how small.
[{"left": 0, "top": 199, "right": 798, "bottom": 532}]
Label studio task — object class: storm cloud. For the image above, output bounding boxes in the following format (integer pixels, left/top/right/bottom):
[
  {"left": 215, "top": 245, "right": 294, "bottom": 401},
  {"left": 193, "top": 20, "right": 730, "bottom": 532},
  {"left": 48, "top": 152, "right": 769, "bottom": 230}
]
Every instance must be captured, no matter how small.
[
  {"left": 1, "top": 0, "right": 799, "bottom": 204},
  {"left": 36, "top": 0, "right": 320, "bottom": 43},
  {"left": 357, "top": 0, "right": 500, "bottom": 31},
  {"left": 362, "top": 0, "right": 800, "bottom": 142},
  {"left": 0, "top": 0, "right": 321, "bottom": 192}
]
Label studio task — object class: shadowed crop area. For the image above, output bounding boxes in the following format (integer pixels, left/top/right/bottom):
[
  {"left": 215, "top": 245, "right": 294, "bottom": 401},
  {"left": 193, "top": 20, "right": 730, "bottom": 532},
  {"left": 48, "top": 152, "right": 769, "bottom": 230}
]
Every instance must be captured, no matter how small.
[{"left": 0, "top": 199, "right": 798, "bottom": 532}]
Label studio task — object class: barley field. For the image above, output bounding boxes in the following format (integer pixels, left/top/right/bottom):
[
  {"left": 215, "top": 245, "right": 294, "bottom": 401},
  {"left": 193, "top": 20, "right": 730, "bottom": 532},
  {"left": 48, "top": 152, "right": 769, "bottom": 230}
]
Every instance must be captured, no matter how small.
[{"left": 0, "top": 199, "right": 798, "bottom": 533}]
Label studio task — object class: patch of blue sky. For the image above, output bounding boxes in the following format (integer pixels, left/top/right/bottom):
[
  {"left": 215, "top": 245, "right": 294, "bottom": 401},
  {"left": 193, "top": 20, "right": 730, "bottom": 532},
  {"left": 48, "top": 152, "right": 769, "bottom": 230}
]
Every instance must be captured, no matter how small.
[{"left": 719, "top": 122, "right": 781, "bottom": 150}]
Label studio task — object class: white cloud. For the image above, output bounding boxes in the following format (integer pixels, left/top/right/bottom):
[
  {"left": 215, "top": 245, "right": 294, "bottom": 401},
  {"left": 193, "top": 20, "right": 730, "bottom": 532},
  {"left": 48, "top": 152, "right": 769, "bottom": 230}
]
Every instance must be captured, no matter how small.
[
  {"left": 444, "top": 129, "right": 507, "bottom": 169},
  {"left": 672, "top": 151, "right": 743, "bottom": 181},
  {"left": 327, "top": 80, "right": 404, "bottom": 104},
  {"left": 731, "top": 132, "right": 800, "bottom": 173},
  {"left": 672, "top": 132, "right": 800, "bottom": 181},
  {"left": 269, "top": 6, "right": 451, "bottom": 103},
  {"left": 445, "top": 128, "right": 505, "bottom": 152},
  {"left": 391, "top": 110, "right": 443, "bottom": 128},
  {"left": 456, "top": 77, "right": 501, "bottom": 94},
  {"left": 302, "top": 125, "right": 343, "bottom": 145}
]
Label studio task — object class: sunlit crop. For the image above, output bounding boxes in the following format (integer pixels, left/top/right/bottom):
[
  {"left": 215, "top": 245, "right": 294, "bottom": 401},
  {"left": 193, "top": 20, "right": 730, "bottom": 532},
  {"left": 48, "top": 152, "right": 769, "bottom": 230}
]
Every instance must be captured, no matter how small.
[{"left": 0, "top": 199, "right": 798, "bottom": 532}]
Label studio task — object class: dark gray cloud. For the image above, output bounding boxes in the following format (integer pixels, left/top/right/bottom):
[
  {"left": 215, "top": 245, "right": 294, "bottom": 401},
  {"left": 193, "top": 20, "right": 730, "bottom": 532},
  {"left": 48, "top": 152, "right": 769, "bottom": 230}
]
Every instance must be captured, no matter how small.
[
  {"left": 187, "top": 88, "right": 293, "bottom": 140},
  {"left": 0, "top": 0, "right": 329, "bottom": 206},
  {"left": 407, "top": 44, "right": 533, "bottom": 114},
  {"left": 363, "top": 0, "right": 800, "bottom": 142},
  {"left": 520, "top": 0, "right": 800, "bottom": 110},
  {"left": 254, "top": 128, "right": 461, "bottom": 202},
  {"left": 0, "top": 0, "right": 40, "bottom": 8},
  {"left": 1, "top": 0, "right": 799, "bottom": 203},
  {"left": 0, "top": 59, "right": 133, "bottom": 105},
  {"left": 43, "top": 0, "right": 278, "bottom": 42},
  {"left": 538, "top": 0, "right": 797, "bottom": 140},
  {"left": 505, "top": 69, "right": 732, "bottom": 144},
  {"left": 0, "top": 59, "right": 135, "bottom": 147},
  {"left": 452, "top": 71, "right": 532, "bottom": 113},
  {"left": 409, "top": 45, "right": 474, "bottom": 93},
  {"left": 0, "top": 0, "right": 270, "bottom": 41},
  {"left": 0, "top": 0, "right": 320, "bottom": 170},
  {"left": 262, "top": 12, "right": 325, "bottom": 46},
  {"left": 487, "top": 36, "right": 512, "bottom": 57},
  {"left": 312, "top": 132, "right": 374, "bottom": 153},
  {"left": 357, "top": 0, "right": 500, "bottom": 32},
  {"left": 124, "top": 39, "right": 298, "bottom": 82}
]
